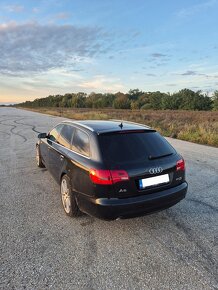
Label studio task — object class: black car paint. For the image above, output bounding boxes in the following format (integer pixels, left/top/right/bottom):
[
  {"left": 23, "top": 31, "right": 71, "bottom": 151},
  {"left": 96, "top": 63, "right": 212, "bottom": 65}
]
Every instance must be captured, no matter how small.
[{"left": 37, "top": 120, "right": 188, "bottom": 220}]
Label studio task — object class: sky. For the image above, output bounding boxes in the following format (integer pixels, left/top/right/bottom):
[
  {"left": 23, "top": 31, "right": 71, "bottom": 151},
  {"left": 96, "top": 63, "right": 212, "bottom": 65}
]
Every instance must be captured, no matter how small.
[{"left": 0, "top": 0, "right": 218, "bottom": 103}]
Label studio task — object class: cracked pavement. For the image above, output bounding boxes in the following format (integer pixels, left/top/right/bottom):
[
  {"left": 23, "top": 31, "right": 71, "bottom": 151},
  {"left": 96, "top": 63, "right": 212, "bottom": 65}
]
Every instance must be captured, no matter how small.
[{"left": 0, "top": 107, "right": 217, "bottom": 290}]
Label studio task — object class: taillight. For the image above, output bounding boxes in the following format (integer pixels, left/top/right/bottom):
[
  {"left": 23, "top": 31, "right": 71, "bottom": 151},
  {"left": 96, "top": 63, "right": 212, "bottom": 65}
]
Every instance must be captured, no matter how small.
[
  {"left": 110, "top": 170, "right": 129, "bottom": 183},
  {"left": 89, "top": 169, "right": 112, "bottom": 185},
  {"left": 176, "top": 159, "right": 185, "bottom": 171},
  {"left": 89, "top": 169, "right": 129, "bottom": 185}
]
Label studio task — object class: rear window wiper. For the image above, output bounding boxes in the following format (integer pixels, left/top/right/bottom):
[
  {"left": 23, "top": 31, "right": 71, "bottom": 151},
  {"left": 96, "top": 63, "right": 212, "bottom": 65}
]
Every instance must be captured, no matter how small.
[{"left": 148, "top": 152, "right": 173, "bottom": 160}]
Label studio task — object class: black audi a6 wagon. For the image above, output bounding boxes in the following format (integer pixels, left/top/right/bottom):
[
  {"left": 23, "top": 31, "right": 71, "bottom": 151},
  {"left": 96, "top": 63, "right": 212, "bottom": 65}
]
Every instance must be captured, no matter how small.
[{"left": 36, "top": 120, "right": 188, "bottom": 220}]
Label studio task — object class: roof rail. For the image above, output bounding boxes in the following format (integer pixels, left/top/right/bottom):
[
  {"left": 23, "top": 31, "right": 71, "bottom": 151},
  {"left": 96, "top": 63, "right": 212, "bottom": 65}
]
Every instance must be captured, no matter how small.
[{"left": 71, "top": 121, "right": 95, "bottom": 132}]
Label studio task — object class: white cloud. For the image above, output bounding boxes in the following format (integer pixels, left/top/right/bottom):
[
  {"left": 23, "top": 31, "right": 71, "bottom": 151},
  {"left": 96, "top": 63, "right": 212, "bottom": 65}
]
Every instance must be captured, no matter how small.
[
  {"left": 32, "top": 7, "right": 40, "bottom": 13},
  {"left": 176, "top": 0, "right": 217, "bottom": 18},
  {"left": 79, "top": 75, "right": 124, "bottom": 92},
  {"left": 54, "top": 12, "right": 71, "bottom": 20},
  {"left": 0, "top": 22, "right": 105, "bottom": 76},
  {"left": 4, "top": 5, "right": 24, "bottom": 13}
]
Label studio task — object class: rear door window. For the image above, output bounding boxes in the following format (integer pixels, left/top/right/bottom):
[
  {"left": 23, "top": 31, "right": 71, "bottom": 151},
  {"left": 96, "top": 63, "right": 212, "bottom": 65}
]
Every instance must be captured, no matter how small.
[
  {"left": 98, "top": 131, "right": 175, "bottom": 165},
  {"left": 59, "top": 125, "right": 75, "bottom": 149},
  {"left": 72, "top": 129, "right": 90, "bottom": 157}
]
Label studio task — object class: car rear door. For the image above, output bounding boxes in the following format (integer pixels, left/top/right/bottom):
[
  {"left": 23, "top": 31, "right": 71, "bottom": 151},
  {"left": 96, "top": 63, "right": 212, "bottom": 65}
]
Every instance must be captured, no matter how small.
[{"left": 70, "top": 128, "right": 91, "bottom": 195}]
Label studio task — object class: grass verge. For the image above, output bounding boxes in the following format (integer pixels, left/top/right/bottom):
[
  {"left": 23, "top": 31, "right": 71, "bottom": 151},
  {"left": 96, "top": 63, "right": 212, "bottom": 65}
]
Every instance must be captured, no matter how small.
[{"left": 18, "top": 107, "right": 218, "bottom": 147}]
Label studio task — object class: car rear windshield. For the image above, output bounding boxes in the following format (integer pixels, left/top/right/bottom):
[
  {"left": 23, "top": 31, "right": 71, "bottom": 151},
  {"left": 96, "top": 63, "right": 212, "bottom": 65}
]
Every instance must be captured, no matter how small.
[{"left": 98, "top": 131, "right": 176, "bottom": 165}]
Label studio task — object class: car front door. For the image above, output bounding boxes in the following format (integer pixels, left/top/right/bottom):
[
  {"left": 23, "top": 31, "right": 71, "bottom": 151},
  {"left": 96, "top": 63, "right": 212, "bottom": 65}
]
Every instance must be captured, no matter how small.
[
  {"left": 49, "top": 124, "right": 75, "bottom": 182},
  {"left": 47, "top": 124, "right": 63, "bottom": 182},
  {"left": 39, "top": 137, "right": 50, "bottom": 167}
]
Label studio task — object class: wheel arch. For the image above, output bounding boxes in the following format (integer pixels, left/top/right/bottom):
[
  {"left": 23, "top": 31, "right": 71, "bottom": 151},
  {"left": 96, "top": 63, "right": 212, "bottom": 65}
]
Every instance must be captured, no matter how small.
[
  {"left": 60, "top": 170, "right": 68, "bottom": 182},
  {"left": 59, "top": 160, "right": 73, "bottom": 184}
]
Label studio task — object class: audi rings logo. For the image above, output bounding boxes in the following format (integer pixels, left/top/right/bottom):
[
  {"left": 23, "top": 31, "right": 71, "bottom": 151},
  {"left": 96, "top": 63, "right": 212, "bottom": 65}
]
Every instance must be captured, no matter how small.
[{"left": 149, "top": 167, "right": 163, "bottom": 174}]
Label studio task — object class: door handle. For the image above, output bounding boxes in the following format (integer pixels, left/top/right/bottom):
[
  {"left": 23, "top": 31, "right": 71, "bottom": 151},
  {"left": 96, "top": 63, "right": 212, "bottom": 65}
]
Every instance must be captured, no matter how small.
[{"left": 60, "top": 155, "right": 64, "bottom": 160}]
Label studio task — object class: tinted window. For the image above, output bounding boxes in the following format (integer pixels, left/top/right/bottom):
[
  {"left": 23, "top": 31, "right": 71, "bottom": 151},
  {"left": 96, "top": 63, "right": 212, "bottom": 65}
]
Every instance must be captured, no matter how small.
[
  {"left": 59, "top": 125, "right": 75, "bottom": 149},
  {"left": 98, "top": 132, "right": 175, "bottom": 165},
  {"left": 72, "top": 129, "right": 90, "bottom": 156},
  {"left": 49, "top": 124, "right": 63, "bottom": 142}
]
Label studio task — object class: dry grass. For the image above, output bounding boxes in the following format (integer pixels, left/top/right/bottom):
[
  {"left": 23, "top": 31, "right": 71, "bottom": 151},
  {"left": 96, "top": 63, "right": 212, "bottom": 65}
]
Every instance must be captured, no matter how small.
[{"left": 19, "top": 107, "right": 218, "bottom": 147}]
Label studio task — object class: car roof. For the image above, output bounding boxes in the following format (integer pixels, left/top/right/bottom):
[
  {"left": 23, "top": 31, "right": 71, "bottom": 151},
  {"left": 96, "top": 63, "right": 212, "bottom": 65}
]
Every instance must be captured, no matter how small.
[{"left": 62, "top": 120, "right": 154, "bottom": 135}]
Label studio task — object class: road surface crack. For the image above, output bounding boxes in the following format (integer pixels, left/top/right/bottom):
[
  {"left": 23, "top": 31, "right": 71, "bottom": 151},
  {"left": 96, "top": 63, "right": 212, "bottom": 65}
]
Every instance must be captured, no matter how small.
[
  {"left": 187, "top": 197, "right": 218, "bottom": 212},
  {"left": 0, "top": 130, "right": 10, "bottom": 137},
  {"left": 14, "top": 118, "right": 42, "bottom": 133},
  {"left": 0, "top": 119, "right": 27, "bottom": 142}
]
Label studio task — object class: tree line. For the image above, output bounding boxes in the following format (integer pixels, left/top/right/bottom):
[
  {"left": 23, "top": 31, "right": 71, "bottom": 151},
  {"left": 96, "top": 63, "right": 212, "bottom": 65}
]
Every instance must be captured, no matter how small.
[{"left": 18, "top": 89, "right": 218, "bottom": 111}]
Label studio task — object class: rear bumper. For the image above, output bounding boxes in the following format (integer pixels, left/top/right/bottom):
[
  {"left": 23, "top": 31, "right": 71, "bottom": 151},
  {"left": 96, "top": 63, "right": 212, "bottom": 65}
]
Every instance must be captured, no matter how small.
[{"left": 77, "top": 182, "right": 188, "bottom": 220}]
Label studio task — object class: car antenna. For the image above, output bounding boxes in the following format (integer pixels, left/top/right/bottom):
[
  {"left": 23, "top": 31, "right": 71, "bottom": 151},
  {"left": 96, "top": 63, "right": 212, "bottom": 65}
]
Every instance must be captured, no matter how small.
[{"left": 119, "top": 121, "right": 123, "bottom": 129}]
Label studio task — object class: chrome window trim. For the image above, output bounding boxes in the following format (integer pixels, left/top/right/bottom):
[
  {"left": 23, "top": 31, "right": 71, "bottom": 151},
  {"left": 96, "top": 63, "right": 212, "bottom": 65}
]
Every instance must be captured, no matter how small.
[
  {"left": 47, "top": 139, "right": 91, "bottom": 160},
  {"left": 46, "top": 122, "right": 91, "bottom": 158}
]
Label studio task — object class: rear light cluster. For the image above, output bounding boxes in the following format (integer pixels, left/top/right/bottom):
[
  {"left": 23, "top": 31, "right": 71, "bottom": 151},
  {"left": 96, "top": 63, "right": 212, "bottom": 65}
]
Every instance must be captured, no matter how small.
[
  {"left": 176, "top": 159, "right": 185, "bottom": 171},
  {"left": 89, "top": 169, "right": 129, "bottom": 185}
]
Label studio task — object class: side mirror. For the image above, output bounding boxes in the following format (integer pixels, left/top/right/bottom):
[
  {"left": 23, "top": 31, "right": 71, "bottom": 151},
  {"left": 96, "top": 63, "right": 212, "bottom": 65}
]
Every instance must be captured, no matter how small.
[{"left": 38, "top": 132, "right": 47, "bottom": 139}]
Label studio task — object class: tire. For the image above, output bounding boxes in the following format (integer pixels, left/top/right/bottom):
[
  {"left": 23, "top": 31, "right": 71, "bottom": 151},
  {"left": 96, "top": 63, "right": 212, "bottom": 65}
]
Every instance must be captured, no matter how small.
[
  {"left": 36, "top": 145, "right": 45, "bottom": 168},
  {"left": 60, "top": 175, "right": 80, "bottom": 217}
]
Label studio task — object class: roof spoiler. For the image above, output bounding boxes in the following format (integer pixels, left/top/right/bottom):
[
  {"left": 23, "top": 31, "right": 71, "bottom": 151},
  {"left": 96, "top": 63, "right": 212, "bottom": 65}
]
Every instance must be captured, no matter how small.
[
  {"left": 97, "top": 128, "right": 156, "bottom": 135},
  {"left": 109, "top": 119, "right": 152, "bottom": 129}
]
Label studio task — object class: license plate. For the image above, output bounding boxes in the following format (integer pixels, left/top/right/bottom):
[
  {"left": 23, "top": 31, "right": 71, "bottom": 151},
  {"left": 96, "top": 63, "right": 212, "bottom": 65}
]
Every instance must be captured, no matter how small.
[{"left": 139, "top": 174, "right": 169, "bottom": 189}]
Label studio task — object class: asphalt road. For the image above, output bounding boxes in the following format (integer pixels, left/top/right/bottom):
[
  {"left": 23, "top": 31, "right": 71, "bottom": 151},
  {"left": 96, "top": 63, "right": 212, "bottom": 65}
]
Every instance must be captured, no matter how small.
[{"left": 0, "top": 107, "right": 217, "bottom": 290}]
